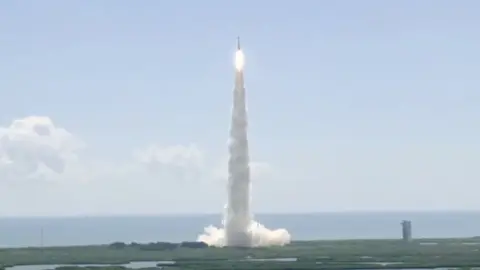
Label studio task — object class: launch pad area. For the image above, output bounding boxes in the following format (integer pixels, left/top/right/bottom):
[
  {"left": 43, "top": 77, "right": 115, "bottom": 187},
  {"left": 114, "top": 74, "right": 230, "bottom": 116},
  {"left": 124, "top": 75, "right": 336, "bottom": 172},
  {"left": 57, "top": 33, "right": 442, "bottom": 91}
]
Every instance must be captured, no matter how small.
[{"left": 2, "top": 237, "right": 480, "bottom": 270}]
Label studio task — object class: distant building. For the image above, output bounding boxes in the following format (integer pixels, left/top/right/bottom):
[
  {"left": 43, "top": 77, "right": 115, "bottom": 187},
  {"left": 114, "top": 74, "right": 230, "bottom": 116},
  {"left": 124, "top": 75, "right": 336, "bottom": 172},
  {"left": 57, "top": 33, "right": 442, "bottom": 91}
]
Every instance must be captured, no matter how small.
[{"left": 401, "top": 220, "right": 412, "bottom": 242}]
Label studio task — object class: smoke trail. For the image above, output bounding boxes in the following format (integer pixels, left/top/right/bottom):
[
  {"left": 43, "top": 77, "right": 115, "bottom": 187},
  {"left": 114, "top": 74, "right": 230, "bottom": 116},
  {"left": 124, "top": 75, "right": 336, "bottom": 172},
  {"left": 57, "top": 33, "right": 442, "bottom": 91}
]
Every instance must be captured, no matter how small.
[{"left": 197, "top": 44, "right": 291, "bottom": 247}]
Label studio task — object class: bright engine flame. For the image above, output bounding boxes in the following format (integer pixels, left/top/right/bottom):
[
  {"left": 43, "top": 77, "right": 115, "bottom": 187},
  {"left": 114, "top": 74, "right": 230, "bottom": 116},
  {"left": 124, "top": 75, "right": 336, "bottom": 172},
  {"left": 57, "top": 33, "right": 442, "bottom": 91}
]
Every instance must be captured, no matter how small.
[{"left": 235, "top": 50, "right": 245, "bottom": 71}]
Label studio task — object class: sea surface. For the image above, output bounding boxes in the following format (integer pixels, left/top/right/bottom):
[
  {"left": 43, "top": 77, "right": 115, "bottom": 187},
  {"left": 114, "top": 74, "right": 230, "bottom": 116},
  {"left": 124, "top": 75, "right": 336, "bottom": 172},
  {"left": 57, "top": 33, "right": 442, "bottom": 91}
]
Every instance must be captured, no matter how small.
[{"left": 0, "top": 212, "right": 478, "bottom": 248}]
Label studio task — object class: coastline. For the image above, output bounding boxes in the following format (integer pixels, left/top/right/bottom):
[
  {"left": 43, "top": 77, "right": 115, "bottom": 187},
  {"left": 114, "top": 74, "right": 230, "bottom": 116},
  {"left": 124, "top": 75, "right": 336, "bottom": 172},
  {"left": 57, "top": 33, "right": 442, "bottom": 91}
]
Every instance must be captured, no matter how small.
[{"left": 2, "top": 237, "right": 480, "bottom": 269}]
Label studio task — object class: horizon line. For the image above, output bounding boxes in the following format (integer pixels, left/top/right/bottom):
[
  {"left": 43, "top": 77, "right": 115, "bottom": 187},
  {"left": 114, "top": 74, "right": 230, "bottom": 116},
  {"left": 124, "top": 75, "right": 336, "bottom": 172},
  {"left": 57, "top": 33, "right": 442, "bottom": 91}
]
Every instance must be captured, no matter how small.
[{"left": 1, "top": 210, "right": 479, "bottom": 219}]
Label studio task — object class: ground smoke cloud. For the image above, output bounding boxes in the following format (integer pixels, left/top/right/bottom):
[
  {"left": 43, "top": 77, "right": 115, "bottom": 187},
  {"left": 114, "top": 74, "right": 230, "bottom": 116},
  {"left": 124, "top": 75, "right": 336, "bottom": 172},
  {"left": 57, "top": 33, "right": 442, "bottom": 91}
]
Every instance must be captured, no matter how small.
[{"left": 197, "top": 211, "right": 291, "bottom": 247}]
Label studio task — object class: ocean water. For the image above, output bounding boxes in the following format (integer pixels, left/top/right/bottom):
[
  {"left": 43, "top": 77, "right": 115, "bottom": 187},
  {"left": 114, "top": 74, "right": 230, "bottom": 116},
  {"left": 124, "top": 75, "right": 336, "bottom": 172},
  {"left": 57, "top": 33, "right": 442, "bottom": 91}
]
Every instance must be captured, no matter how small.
[{"left": 0, "top": 212, "right": 478, "bottom": 248}]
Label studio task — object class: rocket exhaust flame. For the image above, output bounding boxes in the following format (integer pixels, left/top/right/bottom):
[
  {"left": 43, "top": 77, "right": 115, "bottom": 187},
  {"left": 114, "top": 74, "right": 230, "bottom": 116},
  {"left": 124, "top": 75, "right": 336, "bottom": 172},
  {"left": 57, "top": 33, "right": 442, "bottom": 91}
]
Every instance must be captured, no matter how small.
[
  {"left": 235, "top": 50, "right": 245, "bottom": 71},
  {"left": 197, "top": 38, "right": 291, "bottom": 247}
]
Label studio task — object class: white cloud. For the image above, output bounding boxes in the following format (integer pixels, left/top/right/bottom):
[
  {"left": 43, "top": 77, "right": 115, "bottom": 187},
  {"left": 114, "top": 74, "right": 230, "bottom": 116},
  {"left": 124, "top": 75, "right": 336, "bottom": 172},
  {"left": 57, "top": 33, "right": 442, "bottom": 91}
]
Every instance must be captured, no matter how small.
[
  {"left": 0, "top": 116, "right": 84, "bottom": 183},
  {"left": 0, "top": 116, "right": 275, "bottom": 216},
  {"left": 132, "top": 143, "right": 206, "bottom": 184},
  {"left": 1, "top": 115, "right": 478, "bottom": 215},
  {"left": 0, "top": 117, "right": 212, "bottom": 187},
  {"left": 134, "top": 143, "right": 204, "bottom": 170}
]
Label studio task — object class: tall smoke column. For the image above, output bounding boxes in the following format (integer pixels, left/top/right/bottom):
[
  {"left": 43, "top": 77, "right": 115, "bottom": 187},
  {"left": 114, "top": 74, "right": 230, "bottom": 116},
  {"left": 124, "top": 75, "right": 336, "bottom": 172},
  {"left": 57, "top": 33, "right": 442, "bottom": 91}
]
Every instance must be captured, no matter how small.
[
  {"left": 224, "top": 37, "right": 252, "bottom": 247},
  {"left": 197, "top": 38, "right": 291, "bottom": 247}
]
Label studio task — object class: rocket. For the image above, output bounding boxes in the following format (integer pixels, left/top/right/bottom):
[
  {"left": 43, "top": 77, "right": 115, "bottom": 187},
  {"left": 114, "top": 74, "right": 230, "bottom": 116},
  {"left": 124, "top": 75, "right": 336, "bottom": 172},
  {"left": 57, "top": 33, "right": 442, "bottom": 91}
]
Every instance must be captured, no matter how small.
[{"left": 234, "top": 37, "right": 245, "bottom": 72}]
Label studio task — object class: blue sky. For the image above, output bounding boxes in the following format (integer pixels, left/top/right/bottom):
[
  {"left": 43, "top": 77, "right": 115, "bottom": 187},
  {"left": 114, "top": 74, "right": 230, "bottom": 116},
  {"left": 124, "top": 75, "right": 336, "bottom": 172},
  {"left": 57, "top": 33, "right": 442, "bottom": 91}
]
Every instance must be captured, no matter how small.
[{"left": 0, "top": 1, "right": 479, "bottom": 216}]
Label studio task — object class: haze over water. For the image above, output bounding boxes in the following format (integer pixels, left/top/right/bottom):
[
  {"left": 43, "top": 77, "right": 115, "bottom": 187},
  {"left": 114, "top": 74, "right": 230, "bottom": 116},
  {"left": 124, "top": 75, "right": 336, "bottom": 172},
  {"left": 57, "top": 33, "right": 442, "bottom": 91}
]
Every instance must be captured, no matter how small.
[{"left": 0, "top": 212, "right": 478, "bottom": 248}]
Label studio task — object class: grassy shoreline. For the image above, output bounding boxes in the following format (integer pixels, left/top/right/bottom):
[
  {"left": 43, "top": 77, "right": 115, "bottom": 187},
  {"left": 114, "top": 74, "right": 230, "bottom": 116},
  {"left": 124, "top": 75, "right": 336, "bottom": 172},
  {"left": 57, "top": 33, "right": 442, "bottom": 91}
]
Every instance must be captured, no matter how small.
[{"left": 2, "top": 237, "right": 480, "bottom": 269}]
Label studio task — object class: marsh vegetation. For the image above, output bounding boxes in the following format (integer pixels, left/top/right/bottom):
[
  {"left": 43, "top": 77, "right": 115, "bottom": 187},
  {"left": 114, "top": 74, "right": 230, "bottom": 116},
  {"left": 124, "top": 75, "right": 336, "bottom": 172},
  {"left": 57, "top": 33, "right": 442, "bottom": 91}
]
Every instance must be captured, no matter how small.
[{"left": 2, "top": 238, "right": 480, "bottom": 269}]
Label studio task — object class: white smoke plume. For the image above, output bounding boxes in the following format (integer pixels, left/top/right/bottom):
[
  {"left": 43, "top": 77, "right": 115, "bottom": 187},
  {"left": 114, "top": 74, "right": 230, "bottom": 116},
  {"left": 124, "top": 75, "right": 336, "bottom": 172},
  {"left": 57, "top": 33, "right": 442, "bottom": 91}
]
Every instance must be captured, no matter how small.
[
  {"left": 197, "top": 213, "right": 291, "bottom": 247},
  {"left": 197, "top": 45, "right": 291, "bottom": 247}
]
